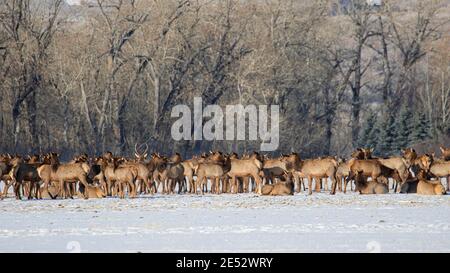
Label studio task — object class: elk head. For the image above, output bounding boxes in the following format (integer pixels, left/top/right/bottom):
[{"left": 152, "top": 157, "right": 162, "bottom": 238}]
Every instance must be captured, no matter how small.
[
  {"left": 351, "top": 148, "right": 365, "bottom": 160},
  {"left": 440, "top": 146, "right": 450, "bottom": 161},
  {"left": 134, "top": 143, "right": 148, "bottom": 162}
]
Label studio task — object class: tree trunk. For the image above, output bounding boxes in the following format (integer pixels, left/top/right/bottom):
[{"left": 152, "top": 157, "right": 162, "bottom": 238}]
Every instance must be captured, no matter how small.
[
  {"left": 351, "top": 44, "right": 362, "bottom": 147},
  {"left": 25, "top": 91, "right": 38, "bottom": 153}
]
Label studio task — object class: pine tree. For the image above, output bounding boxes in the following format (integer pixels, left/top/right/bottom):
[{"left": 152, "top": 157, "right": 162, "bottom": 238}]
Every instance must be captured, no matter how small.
[
  {"left": 376, "top": 113, "right": 397, "bottom": 157},
  {"left": 358, "top": 111, "right": 379, "bottom": 149},
  {"left": 412, "top": 112, "right": 431, "bottom": 143},
  {"left": 394, "top": 106, "right": 414, "bottom": 150}
]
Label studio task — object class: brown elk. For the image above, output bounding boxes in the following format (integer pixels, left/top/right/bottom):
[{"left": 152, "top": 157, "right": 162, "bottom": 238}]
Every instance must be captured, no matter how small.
[
  {"left": 405, "top": 170, "right": 447, "bottom": 195},
  {"left": 160, "top": 153, "right": 185, "bottom": 194},
  {"left": 429, "top": 158, "right": 450, "bottom": 191},
  {"left": 97, "top": 157, "right": 138, "bottom": 198},
  {"left": 261, "top": 181, "right": 294, "bottom": 196},
  {"left": 357, "top": 148, "right": 410, "bottom": 192},
  {"left": 9, "top": 156, "right": 42, "bottom": 200},
  {"left": 283, "top": 153, "right": 338, "bottom": 195},
  {"left": 262, "top": 156, "right": 289, "bottom": 185},
  {"left": 0, "top": 154, "right": 14, "bottom": 199},
  {"left": 354, "top": 171, "right": 389, "bottom": 194},
  {"left": 78, "top": 184, "right": 106, "bottom": 198},
  {"left": 228, "top": 152, "right": 263, "bottom": 194},
  {"left": 336, "top": 158, "right": 351, "bottom": 193},
  {"left": 37, "top": 153, "right": 91, "bottom": 199},
  {"left": 195, "top": 153, "right": 231, "bottom": 194},
  {"left": 148, "top": 153, "right": 168, "bottom": 193},
  {"left": 181, "top": 157, "right": 200, "bottom": 194},
  {"left": 440, "top": 146, "right": 450, "bottom": 161}
]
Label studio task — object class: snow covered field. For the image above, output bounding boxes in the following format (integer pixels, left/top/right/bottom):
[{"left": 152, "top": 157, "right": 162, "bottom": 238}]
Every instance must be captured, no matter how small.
[{"left": 0, "top": 191, "right": 449, "bottom": 253}]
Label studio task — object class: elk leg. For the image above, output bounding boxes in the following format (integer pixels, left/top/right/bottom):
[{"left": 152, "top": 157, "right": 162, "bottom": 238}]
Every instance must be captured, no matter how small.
[
  {"left": 129, "top": 179, "right": 136, "bottom": 198},
  {"left": 308, "top": 176, "right": 313, "bottom": 195},
  {"left": 14, "top": 182, "right": 21, "bottom": 200},
  {"left": 336, "top": 175, "right": 342, "bottom": 192},
  {"left": 314, "top": 177, "right": 321, "bottom": 192},
  {"left": 447, "top": 176, "right": 450, "bottom": 192},
  {"left": 330, "top": 175, "right": 337, "bottom": 195},
  {"left": 78, "top": 176, "right": 90, "bottom": 199},
  {"left": 253, "top": 174, "right": 262, "bottom": 195}
]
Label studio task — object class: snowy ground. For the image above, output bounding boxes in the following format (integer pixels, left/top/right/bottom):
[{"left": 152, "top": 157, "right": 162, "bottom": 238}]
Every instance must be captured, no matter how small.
[{"left": 0, "top": 188, "right": 449, "bottom": 253}]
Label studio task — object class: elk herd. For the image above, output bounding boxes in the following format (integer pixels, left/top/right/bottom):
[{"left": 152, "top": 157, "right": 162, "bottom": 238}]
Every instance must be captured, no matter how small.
[{"left": 0, "top": 144, "right": 449, "bottom": 200}]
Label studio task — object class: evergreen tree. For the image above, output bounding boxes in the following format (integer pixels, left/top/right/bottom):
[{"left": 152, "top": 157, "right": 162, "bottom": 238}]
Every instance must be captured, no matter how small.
[
  {"left": 358, "top": 111, "right": 379, "bottom": 149},
  {"left": 376, "top": 113, "right": 397, "bottom": 157},
  {"left": 394, "top": 106, "right": 414, "bottom": 150},
  {"left": 412, "top": 112, "right": 431, "bottom": 143}
]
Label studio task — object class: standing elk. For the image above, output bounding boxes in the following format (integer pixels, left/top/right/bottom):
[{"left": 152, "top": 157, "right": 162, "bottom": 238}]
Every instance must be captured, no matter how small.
[
  {"left": 283, "top": 153, "right": 338, "bottom": 195},
  {"left": 37, "top": 153, "right": 92, "bottom": 199},
  {"left": 195, "top": 152, "right": 231, "bottom": 194},
  {"left": 9, "top": 156, "right": 41, "bottom": 200},
  {"left": 228, "top": 152, "right": 263, "bottom": 194},
  {"left": 160, "top": 153, "right": 185, "bottom": 194},
  {"left": 336, "top": 158, "right": 351, "bottom": 193}
]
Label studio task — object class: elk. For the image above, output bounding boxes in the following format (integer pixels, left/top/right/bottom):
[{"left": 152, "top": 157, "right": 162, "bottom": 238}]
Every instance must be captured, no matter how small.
[
  {"left": 0, "top": 154, "right": 14, "bottom": 199},
  {"left": 97, "top": 157, "right": 138, "bottom": 198},
  {"left": 227, "top": 152, "right": 263, "bottom": 194},
  {"left": 354, "top": 171, "right": 389, "bottom": 194},
  {"left": 133, "top": 143, "right": 152, "bottom": 194},
  {"left": 37, "top": 153, "right": 92, "bottom": 199},
  {"left": 195, "top": 153, "right": 231, "bottom": 194},
  {"left": 358, "top": 148, "right": 410, "bottom": 192},
  {"left": 283, "top": 153, "right": 338, "bottom": 195},
  {"left": 440, "top": 146, "right": 450, "bottom": 161},
  {"left": 261, "top": 180, "right": 294, "bottom": 196},
  {"left": 9, "top": 156, "right": 42, "bottom": 200},
  {"left": 404, "top": 171, "right": 446, "bottom": 195},
  {"left": 336, "top": 158, "right": 351, "bottom": 193},
  {"left": 159, "top": 153, "right": 185, "bottom": 194},
  {"left": 181, "top": 157, "right": 200, "bottom": 194},
  {"left": 262, "top": 156, "right": 289, "bottom": 185},
  {"left": 428, "top": 158, "right": 450, "bottom": 191},
  {"left": 147, "top": 153, "right": 168, "bottom": 193},
  {"left": 78, "top": 184, "right": 106, "bottom": 198}
]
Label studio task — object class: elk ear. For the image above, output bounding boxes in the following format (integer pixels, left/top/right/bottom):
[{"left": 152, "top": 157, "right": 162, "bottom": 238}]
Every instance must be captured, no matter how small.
[
  {"left": 369, "top": 148, "right": 374, "bottom": 153},
  {"left": 401, "top": 149, "right": 405, "bottom": 153},
  {"left": 143, "top": 153, "right": 148, "bottom": 158},
  {"left": 135, "top": 153, "right": 139, "bottom": 158},
  {"left": 440, "top": 146, "right": 445, "bottom": 153}
]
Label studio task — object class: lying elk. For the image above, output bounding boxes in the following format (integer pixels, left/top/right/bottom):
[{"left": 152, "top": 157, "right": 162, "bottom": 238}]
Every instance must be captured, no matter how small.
[
  {"left": 261, "top": 180, "right": 294, "bottom": 196},
  {"left": 37, "top": 153, "right": 91, "bottom": 199},
  {"left": 354, "top": 171, "right": 388, "bottom": 194},
  {"left": 402, "top": 171, "right": 446, "bottom": 195},
  {"left": 78, "top": 184, "right": 106, "bottom": 198}
]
